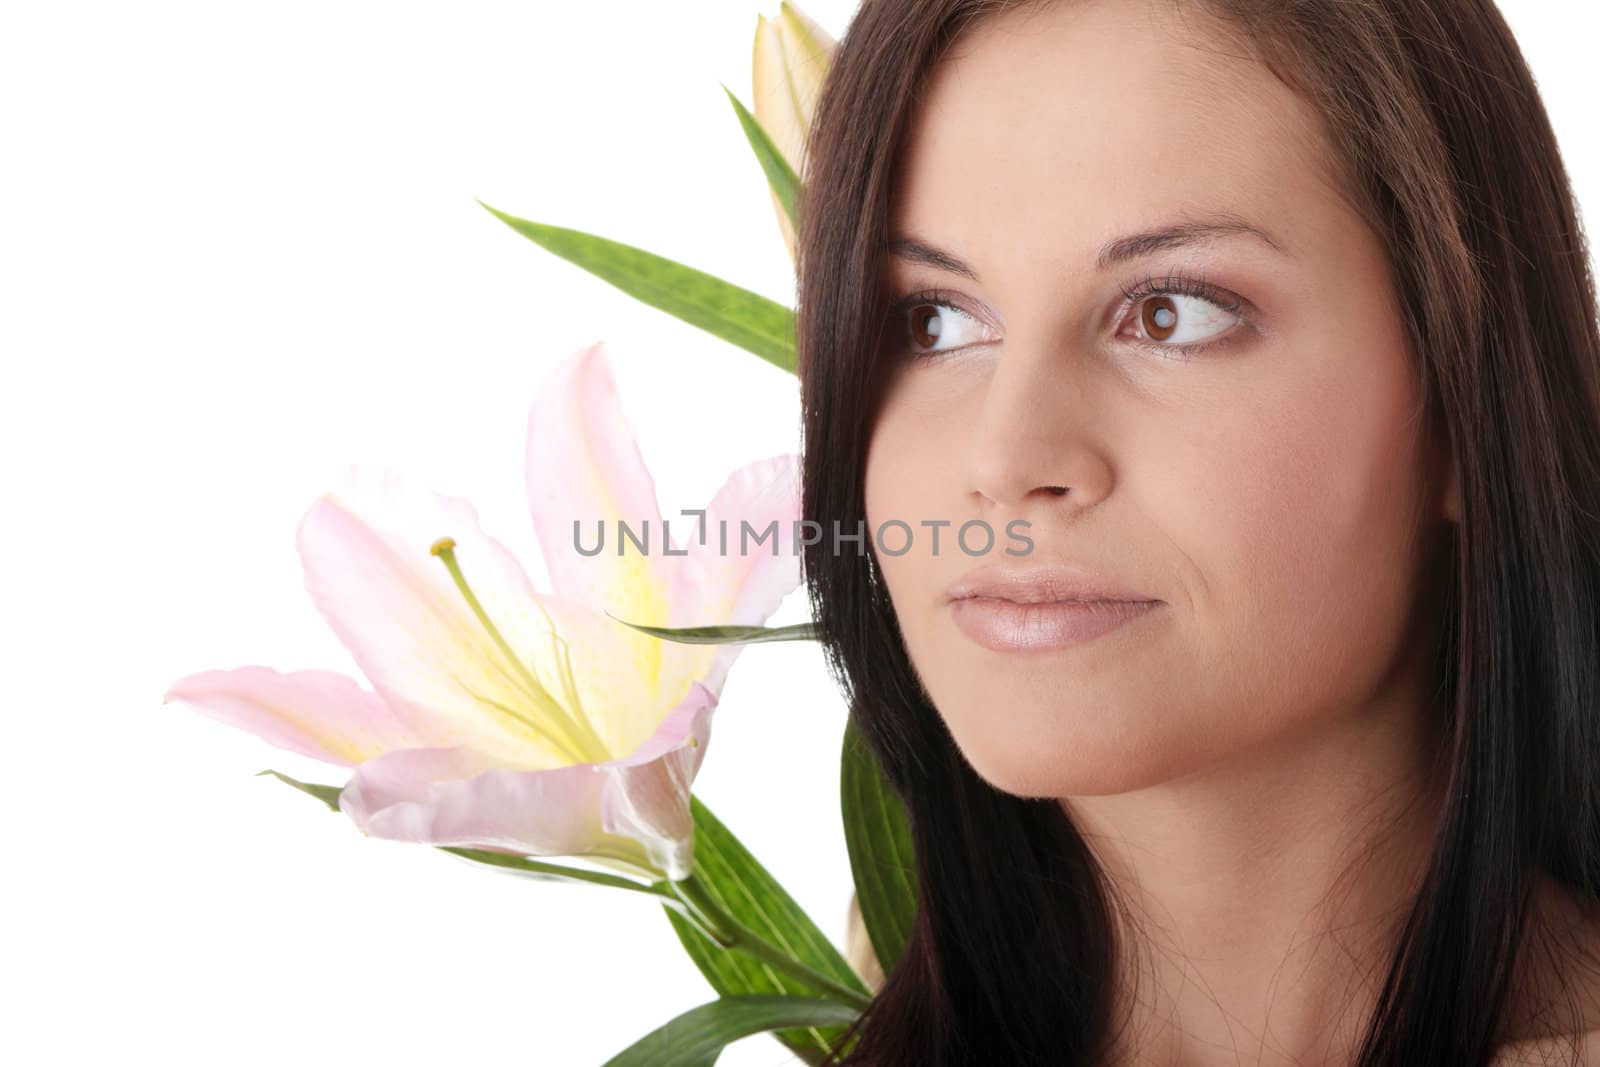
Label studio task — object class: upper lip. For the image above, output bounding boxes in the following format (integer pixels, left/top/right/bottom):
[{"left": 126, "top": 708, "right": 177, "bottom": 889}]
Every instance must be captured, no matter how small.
[{"left": 945, "top": 562, "right": 1159, "bottom": 605}]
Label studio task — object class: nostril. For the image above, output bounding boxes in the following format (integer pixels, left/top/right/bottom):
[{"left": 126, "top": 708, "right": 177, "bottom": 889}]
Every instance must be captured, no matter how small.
[{"left": 1046, "top": 486, "right": 1069, "bottom": 496}]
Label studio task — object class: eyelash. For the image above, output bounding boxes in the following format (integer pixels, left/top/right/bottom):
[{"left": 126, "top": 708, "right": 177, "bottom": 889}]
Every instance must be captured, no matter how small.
[{"left": 886, "top": 269, "right": 1247, "bottom": 363}]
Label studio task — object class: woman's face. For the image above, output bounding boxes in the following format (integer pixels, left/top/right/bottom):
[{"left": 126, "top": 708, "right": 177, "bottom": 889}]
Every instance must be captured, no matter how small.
[{"left": 863, "top": 0, "right": 1459, "bottom": 798}]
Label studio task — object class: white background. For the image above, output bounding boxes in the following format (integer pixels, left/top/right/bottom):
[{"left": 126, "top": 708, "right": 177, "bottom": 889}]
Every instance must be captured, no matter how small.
[{"left": 1, "top": 1, "right": 1594, "bottom": 1064}]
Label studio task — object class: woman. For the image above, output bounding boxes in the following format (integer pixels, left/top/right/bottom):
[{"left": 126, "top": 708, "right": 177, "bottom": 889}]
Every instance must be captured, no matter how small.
[{"left": 795, "top": 0, "right": 1600, "bottom": 1063}]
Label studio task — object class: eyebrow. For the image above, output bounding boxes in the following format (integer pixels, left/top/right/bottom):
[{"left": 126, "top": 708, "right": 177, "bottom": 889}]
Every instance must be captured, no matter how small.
[{"left": 885, "top": 213, "right": 1287, "bottom": 280}]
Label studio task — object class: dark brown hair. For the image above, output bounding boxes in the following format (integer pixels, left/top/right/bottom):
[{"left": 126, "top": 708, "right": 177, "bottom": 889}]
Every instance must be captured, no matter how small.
[{"left": 793, "top": 1, "right": 1600, "bottom": 1063}]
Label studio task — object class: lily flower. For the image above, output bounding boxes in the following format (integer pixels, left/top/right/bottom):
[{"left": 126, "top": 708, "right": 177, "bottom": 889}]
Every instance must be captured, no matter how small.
[
  {"left": 752, "top": 1, "right": 837, "bottom": 262},
  {"left": 165, "top": 340, "right": 801, "bottom": 882}
]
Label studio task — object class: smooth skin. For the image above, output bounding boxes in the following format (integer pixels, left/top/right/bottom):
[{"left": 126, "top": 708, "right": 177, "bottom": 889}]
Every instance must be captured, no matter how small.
[{"left": 861, "top": 0, "right": 1600, "bottom": 1061}]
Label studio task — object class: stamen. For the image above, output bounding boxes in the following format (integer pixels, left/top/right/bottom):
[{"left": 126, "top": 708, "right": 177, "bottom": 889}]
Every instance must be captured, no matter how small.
[
  {"left": 537, "top": 625, "right": 613, "bottom": 760},
  {"left": 430, "top": 538, "right": 608, "bottom": 764}
]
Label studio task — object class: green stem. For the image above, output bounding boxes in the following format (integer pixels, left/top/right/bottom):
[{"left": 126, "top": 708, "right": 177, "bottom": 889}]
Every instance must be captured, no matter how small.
[
  {"left": 671, "top": 873, "right": 873, "bottom": 1012},
  {"left": 443, "top": 847, "right": 669, "bottom": 896}
]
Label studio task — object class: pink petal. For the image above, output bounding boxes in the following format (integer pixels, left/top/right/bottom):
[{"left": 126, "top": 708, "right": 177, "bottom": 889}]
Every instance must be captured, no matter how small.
[
  {"left": 523, "top": 342, "right": 681, "bottom": 749},
  {"left": 338, "top": 683, "right": 718, "bottom": 880},
  {"left": 658, "top": 452, "right": 805, "bottom": 700},
  {"left": 296, "top": 464, "right": 593, "bottom": 769},
  {"left": 521, "top": 343, "right": 801, "bottom": 733},
  {"left": 340, "top": 745, "right": 607, "bottom": 857},
  {"left": 600, "top": 682, "right": 716, "bottom": 880},
  {"left": 524, "top": 341, "right": 671, "bottom": 614},
  {"left": 163, "top": 666, "right": 419, "bottom": 766}
]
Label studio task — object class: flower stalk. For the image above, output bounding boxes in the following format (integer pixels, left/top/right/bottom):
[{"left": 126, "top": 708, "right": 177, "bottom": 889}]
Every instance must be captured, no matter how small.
[{"left": 669, "top": 872, "right": 873, "bottom": 1012}]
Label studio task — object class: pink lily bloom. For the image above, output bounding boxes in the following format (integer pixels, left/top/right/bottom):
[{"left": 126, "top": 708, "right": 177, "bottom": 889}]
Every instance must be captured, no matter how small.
[{"left": 165, "top": 341, "right": 801, "bottom": 881}]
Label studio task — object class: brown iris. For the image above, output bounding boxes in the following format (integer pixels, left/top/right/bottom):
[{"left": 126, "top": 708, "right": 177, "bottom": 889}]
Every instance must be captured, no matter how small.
[
  {"left": 1142, "top": 296, "right": 1179, "bottom": 341},
  {"left": 908, "top": 303, "right": 944, "bottom": 351}
]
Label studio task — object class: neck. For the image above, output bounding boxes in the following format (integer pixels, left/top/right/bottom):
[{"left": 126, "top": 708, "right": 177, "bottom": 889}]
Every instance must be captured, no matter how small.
[{"left": 1062, "top": 672, "right": 1450, "bottom": 1065}]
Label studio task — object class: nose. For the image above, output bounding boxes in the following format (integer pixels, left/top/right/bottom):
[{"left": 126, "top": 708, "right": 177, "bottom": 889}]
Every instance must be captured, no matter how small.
[{"left": 963, "top": 339, "right": 1113, "bottom": 512}]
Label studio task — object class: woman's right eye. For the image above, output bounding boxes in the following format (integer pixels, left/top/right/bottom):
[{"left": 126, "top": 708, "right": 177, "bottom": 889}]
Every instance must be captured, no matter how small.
[{"left": 891, "top": 292, "right": 996, "bottom": 358}]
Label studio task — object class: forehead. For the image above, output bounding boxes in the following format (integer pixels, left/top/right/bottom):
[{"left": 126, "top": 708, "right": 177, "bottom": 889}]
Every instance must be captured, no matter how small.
[{"left": 888, "top": 0, "right": 1339, "bottom": 271}]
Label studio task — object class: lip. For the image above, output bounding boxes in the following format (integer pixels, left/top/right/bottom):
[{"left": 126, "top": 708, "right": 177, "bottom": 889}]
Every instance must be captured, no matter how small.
[
  {"left": 945, "top": 562, "right": 1158, "bottom": 606},
  {"left": 945, "top": 562, "right": 1163, "bottom": 653}
]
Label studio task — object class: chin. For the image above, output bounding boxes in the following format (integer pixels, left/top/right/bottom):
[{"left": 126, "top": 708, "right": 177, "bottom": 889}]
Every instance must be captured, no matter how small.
[{"left": 933, "top": 684, "right": 1193, "bottom": 799}]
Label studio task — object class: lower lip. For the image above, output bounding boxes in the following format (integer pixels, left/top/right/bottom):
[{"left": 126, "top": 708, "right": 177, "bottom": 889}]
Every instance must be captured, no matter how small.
[{"left": 949, "top": 597, "right": 1163, "bottom": 652}]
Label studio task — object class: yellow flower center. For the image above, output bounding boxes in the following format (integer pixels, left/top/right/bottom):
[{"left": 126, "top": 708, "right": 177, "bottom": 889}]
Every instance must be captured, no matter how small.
[{"left": 430, "top": 537, "right": 611, "bottom": 764}]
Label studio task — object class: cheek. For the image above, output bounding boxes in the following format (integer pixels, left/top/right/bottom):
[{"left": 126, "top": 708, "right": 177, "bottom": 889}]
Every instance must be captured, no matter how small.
[
  {"left": 1161, "top": 352, "right": 1429, "bottom": 726},
  {"left": 863, "top": 376, "right": 964, "bottom": 594}
]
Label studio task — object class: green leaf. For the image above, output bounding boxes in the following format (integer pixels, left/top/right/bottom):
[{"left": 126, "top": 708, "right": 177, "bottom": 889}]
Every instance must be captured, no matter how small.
[
  {"left": 477, "top": 201, "right": 796, "bottom": 374},
  {"left": 662, "top": 797, "right": 869, "bottom": 1065},
  {"left": 257, "top": 769, "right": 342, "bottom": 811},
  {"left": 607, "top": 616, "right": 819, "bottom": 645},
  {"left": 602, "top": 994, "right": 858, "bottom": 1067},
  {"left": 722, "top": 83, "right": 800, "bottom": 226},
  {"left": 840, "top": 717, "right": 918, "bottom": 975}
]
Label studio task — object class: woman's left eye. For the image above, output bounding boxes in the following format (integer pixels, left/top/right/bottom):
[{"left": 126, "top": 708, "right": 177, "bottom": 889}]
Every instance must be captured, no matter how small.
[{"left": 1118, "top": 291, "right": 1242, "bottom": 350}]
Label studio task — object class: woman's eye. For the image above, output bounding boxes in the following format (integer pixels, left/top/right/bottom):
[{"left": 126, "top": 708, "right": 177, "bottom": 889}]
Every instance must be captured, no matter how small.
[
  {"left": 1121, "top": 293, "right": 1241, "bottom": 347},
  {"left": 899, "top": 299, "right": 993, "bottom": 357}
]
